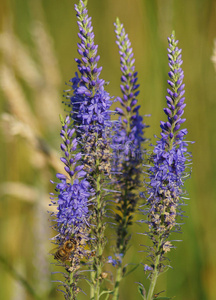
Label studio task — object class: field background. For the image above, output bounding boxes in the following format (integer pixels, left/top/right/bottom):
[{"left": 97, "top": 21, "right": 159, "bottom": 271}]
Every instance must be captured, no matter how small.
[{"left": 0, "top": 0, "right": 216, "bottom": 300}]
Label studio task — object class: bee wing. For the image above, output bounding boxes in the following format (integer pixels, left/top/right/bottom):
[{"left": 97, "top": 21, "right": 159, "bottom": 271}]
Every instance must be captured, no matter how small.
[{"left": 49, "top": 246, "right": 59, "bottom": 255}]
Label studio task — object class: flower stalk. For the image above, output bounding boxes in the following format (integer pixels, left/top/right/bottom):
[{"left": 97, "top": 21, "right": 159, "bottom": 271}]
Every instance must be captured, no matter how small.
[
  {"left": 140, "top": 32, "right": 192, "bottom": 299},
  {"left": 63, "top": 1, "right": 113, "bottom": 298},
  {"left": 111, "top": 18, "right": 145, "bottom": 299}
]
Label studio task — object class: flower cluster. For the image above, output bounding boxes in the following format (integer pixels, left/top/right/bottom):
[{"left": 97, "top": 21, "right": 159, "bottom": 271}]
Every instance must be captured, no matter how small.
[
  {"left": 112, "top": 18, "right": 145, "bottom": 256},
  {"left": 113, "top": 18, "right": 144, "bottom": 164},
  {"left": 141, "top": 33, "right": 191, "bottom": 279},
  {"left": 63, "top": 0, "right": 112, "bottom": 181},
  {"left": 65, "top": 1, "right": 112, "bottom": 136},
  {"left": 50, "top": 116, "right": 90, "bottom": 242},
  {"left": 107, "top": 253, "right": 123, "bottom": 267},
  {"left": 49, "top": 1, "right": 192, "bottom": 299},
  {"left": 60, "top": 1, "right": 115, "bottom": 299},
  {"left": 49, "top": 115, "right": 91, "bottom": 298}
]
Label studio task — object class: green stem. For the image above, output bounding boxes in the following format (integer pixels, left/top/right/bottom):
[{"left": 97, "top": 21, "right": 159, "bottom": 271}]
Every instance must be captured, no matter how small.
[
  {"left": 146, "top": 256, "right": 159, "bottom": 300},
  {"left": 95, "top": 173, "right": 103, "bottom": 300},
  {"left": 69, "top": 270, "right": 75, "bottom": 300},
  {"left": 90, "top": 277, "right": 94, "bottom": 299},
  {"left": 113, "top": 265, "right": 122, "bottom": 300},
  {"left": 90, "top": 159, "right": 106, "bottom": 300},
  {"left": 146, "top": 238, "right": 162, "bottom": 300}
]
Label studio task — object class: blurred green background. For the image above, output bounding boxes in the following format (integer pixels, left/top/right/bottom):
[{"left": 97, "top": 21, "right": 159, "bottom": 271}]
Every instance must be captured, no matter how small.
[{"left": 0, "top": 0, "right": 216, "bottom": 299}]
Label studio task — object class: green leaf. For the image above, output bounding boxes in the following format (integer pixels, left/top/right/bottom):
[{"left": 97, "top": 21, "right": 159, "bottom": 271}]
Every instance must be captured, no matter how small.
[
  {"left": 124, "top": 263, "right": 139, "bottom": 278},
  {"left": 137, "top": 283, "right": 146, "bottom": 300},
  {"left": 138, "top": 287, "right": 145, "bottom": 299}
]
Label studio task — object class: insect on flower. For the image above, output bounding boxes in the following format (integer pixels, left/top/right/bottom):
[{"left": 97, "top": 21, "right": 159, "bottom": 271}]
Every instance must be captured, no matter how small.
[{"left": 53, "top": 238, "right": 77, "bottom": 262}]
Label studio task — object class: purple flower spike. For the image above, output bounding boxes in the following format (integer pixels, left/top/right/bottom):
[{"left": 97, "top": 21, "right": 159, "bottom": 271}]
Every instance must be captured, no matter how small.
[
  {"left": 112, "top": 18, "right": 146, "bottom": 258},
  {"left": 49, "top": 115, "right": 90, "bottom": 241},
  {"left": 55, "top": 4, "right": 114, "bottom": 298},
  {"left": 113, "top": 18, "right": 145, "bottom": 164},
  {"left": 141, "top": 32, "right": 192, "bottom": 277},
  {"left": 64, "top": 0, "right": 112, "bottom": 136}
]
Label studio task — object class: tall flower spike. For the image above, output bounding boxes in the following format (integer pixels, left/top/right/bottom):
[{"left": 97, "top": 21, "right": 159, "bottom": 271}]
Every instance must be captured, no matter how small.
[
  {"left": 111, "top": 18, "right": 146, "bottom": 300},
  {"left": 49, "top": 115, "right": 91, "bottom": 299},
  {"left": 64, "top": 0, "right": 112, "bottom": 136},
  {"left": 140, "top": 32, "right": 192, "bottom": 300},
  {"left": 63, "top": 1, "right": 113, "bottom": 298},
  {"left": 64, "top": 0, "right": 112, "bottom": 179}
]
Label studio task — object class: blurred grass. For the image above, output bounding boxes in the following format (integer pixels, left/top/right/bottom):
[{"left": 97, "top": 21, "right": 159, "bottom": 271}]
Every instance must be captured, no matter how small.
[{"left": 0, "top": 0, "right": 216, "bottom": 299}]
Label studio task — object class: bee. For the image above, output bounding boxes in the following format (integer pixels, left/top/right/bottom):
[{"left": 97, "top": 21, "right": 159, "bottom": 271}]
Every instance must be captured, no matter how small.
[{"left": 54, "top": 238, "right": 77, "bottom": 262}]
